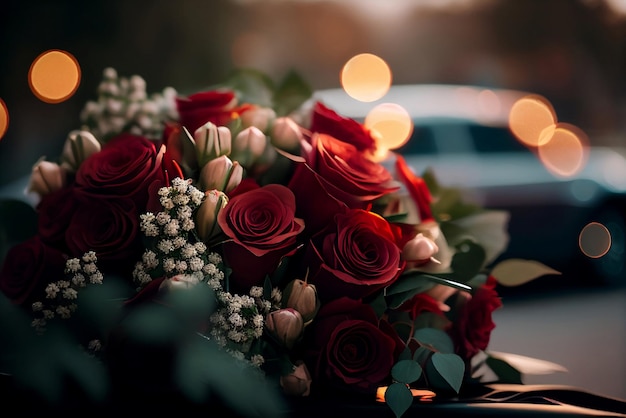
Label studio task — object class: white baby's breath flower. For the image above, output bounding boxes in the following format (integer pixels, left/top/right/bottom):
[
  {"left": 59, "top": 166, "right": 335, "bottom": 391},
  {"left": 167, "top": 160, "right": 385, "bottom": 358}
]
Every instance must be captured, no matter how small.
[
  {"left": 62, "top": 288, "right": 78, "bottom": 300},
  {"left": 249, "top": 286, "right": 263, "bottom": 299},
  {"left": 177, "top": 206, "right": 192, "bottom": 220},
  {"left": 56, "top": 306, "right": 72, "bottom": 319},
  {"left": 229, "top": 312, "right": 244, "bottom": 327},
  {"left": 156, "top": 212, "right": 171, "bottom": 225},
  {"left": 45, "top": 283, "right": 60, "bottom": 298},
  {"left": 88, "top": 340, "right": 103, "bottom": 352},
  {"left": 195, "top": 242, "right": 208, "bottom": 254},
  {"left": 65, "top": 258, "right": 81, "bottom": 273},
  {"left": 164, "top": 219, "right": 180, "bottom": 236},
  {"left": 173, "top": 236, "right": 187, "bottom": 249},
  {"left": 83, "top": 251, "right": 97, "bottom": 263},
  {"left": 188, "top": 257, "right": 204, "bottom": 272},
  {"left": 89, "top": 272, "right": 104, "bottom": 285},
  {"left": 71, "top": 273, "right": 86, "bottom": 287},
  {"left": 142, "top": 251, "right": 159, "bottom": 269},
  {"left": 83, "top": 262, "right": 97, "bottom": 275},
  {"left": 250, "top": 354, "right": 264, "bottom": 368},
  {"left": 42, "top": 309, "right": 54, "bottom": 320},
  {"left": 157, "top": 239, "right": 175, "bottom": 254},
  {"left": 32, "top": 301, "right": 43, "bottom": 312},
  {"left": 175, "top": 260, "right": 188, "bottom": 273},
  {"left": 163, "top": 258, "right": 176, "bottom": 273}
]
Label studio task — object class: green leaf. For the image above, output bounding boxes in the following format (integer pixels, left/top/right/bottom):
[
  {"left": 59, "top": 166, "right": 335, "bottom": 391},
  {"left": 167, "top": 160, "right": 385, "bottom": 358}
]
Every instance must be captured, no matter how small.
[
  {"left": 368, "top": 291, "right": 387, "bottom": 318},
  {"left": 0, "top": 198, "right": 38, "bottom": 266},
  {"left": 272, "top": 70, "right": 313, "bottom": 116},
  {"left": 485, "top": 355, "right": 523, "bottom": 384},
  {"left": 445, "top": 210, "right": 511, "bottom": 266},
  {"left": 448, "top": 239, "right": 486, "bottom": 282},
  {"left": 491, "top": 258, "right": 562, "bottom": 287},
  {"left": 391, "top": 359, "right": 423, "bottom": 384},
  {"left": 413, "top": 328, "right": 454, "bottom": 354},
  {"left": 423, "top": 274, "right": 472, "bottom": 292},
  {"left": 384, "top": 382, "right": 414, "bottom": 418},
  {"left": 426, "top": 352, "right": 465, "bottom": 393},
  {"left": 224, "top": 68, "right": 276, "bottom": 107},
  {"left": 386, "top": 272, "right": 435, "bottom": 296}
]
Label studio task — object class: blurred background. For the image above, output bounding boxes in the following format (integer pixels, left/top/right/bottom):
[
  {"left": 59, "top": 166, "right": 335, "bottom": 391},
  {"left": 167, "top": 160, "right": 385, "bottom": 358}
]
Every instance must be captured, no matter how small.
[{"left": 0, "top": 0, "right": 625, "bottom": 402}]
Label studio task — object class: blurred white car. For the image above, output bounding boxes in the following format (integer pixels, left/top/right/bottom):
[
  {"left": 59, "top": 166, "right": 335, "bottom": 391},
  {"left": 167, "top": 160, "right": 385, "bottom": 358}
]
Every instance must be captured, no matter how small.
[{"left": 313, "top": 84, "right": 626, "bottom": 289}]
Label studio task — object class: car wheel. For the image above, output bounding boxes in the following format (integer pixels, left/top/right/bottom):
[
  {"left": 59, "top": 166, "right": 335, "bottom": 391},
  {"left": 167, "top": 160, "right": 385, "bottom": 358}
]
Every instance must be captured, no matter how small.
[{"left": 583, "top": 205, "right": 626, "bottom": 287}]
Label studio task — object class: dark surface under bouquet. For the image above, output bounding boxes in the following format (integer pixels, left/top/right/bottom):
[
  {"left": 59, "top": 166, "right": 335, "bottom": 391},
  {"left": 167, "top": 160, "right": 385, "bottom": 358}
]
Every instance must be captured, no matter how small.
[{"left": 0, "top": 67, "right": 625, "bottom": 418}]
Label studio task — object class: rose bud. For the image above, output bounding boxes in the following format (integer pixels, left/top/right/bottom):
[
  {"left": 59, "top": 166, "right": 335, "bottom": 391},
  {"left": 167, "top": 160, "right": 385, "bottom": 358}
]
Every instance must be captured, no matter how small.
[
  {"left": 230, "top": 126, "right": 267, "bottom": 169},
  {"left": 196, "top": 189, "right": 229, "bottom": 243},
  {"left": 270, "top": 116, "right": 303, "bottom": 152},
  {"left": 158, "top": 273, "right": 201, "bottom": 293},
  {"left": 27, "top": 160, "right": 67, "bottom": 198},
  {"left": 280, "top": 361, "right": 312, "bottom": 397},
  {"left": 402, "top": 232, "right": 439, "bottom": 267},
  {"left": 265, "top": 308, "right": 304, "bottom": 349},
  {"left": 282, "top": 279, "right": 320, "bottom": 325},
  {"left": 193, "top": 121, "right": 232, "bottom": 167},
  {"left": 60, "top": 130, "right": 102, "bottom": 172},
  {"left": 240, "top": 105, "right": 276, "bottom": 132},
  {"left": 197, "top": 155, "right": 243, "bottom": 193}
]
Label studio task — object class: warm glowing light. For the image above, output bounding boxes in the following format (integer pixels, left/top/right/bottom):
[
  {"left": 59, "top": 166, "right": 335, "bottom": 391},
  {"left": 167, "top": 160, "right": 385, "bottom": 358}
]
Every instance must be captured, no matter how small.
[
  {"left": 28, "top": 50, "right": 81, "bottom": 104},
  {"left": 0, "top": 98, "right": 8, "bottom": 140},
  {"left": 509, "top": 95, "right": 557, "bottom": 147},
  {"left": 579, "top": 222, "right": 611, "bottom": 258},
  {"left": 376, "top": 386, "right": 436, "bottom": 403},
  {"left": 364, "top": 103, "right": 413, "bottom": 161},
  {"left": 340, "top": 53, "right": 392, "bottom": 102},
  {"left": 537, "top": 123, "right": 588, "bottom": 178}
]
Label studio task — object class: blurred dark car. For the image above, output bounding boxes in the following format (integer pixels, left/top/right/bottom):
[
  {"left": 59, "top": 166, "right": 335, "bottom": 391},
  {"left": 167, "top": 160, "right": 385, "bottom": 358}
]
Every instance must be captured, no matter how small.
[{"left": 313, "top": 84, "right": 626, "bottom": 290}]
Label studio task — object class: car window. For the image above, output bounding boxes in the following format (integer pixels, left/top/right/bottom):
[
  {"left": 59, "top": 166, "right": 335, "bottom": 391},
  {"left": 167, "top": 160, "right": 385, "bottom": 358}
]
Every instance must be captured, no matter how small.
[{"left": 470, "top": 125, "right": 532, "bottom": 154}]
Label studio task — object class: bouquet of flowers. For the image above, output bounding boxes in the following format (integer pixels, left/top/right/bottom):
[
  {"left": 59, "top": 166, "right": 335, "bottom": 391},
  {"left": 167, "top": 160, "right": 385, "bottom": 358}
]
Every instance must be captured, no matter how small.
[{"left": 0, "top": 67, "right": 556, "bottom": 418}]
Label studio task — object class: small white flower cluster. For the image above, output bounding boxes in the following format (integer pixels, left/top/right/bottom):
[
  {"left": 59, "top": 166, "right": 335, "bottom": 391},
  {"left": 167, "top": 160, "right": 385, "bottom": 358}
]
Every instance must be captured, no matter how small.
[
  {"left": 31, "top": 251, "right": 103, "bottom": 333},
  {"left": 79, "top": 67, "right": 179, "bottom": 142},
  {"left": 133, "top": 177, "right": 223, "bottom": 288},
  {"left": 208, "top": 285, "right": 282, "bottom": 367}
]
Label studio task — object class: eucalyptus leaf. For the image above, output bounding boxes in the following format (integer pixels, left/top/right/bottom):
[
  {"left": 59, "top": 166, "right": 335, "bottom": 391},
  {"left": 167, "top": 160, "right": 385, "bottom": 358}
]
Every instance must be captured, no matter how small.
[
  {"left": 491, "top": 258, "right": 562, "bottom": 287},
  {"left": 224, "top": 68, "right": 276, "bottom": 107},
  {"left": 449, "top": 239, "right": 486, "bottom": 282},
  {"left": 386, "top": 272, "right": 435, "bottom": 296},
  {"left": 446, "top": 210, "right": 510, "bottom": 266},
  {"left": 273, "top": 70, "right": 313, "bottom": 116},
  {"left": 413, "top": 328, "right": 454, "bottom": 354},
  {"left": 391, "top": 359, "right": 423, "bottom": 384},
  {"left": 485, "top": 355, "right": 523, "bottom": 384},
  {"left": 426, "top": 352, "right": 465, "bottom": 393},
  {"left": 384, "top": 382, "right": 414, "bottom": 418}
]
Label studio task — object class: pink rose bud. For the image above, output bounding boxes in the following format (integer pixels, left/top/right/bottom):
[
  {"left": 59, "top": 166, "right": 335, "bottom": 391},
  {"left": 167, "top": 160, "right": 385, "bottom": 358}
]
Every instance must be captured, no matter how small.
[
  {"left": 265, "top": 308, "right": 304, "bottom": 349},
  {"left": 158, "top": 273, "right": 201, "bottom": 293},
  {"left": 230, "top": 126, "right": 267, "bottom": 169},
  {"left": 240, "top": 106, "right": 276, "bottom": 132},
  {"left": 193, "top": 122, "right": 232, "bottom": 167},
  {"left": 402, "top": 232, "right": 439, "bottom": 266},
  {"left": 60, "top": 130, "right": 102, "bottom": 172},
  {"left": 280, "top": 361, "right": 312, "bottom": 397},
  {"left": 270, "top": 117, "right": 303, "bottom": 152},
  {"left": 197, "top": 155, "right": 243, "bottom": 193},
  {"left": 27, "top": 160, "right": 67, "bottom": 198},
  {"left": 282, "top": 279, "right": 320, "bottom": 325},
  {"left": 196, "top": 189, "right": 229, "bottom": 243}
]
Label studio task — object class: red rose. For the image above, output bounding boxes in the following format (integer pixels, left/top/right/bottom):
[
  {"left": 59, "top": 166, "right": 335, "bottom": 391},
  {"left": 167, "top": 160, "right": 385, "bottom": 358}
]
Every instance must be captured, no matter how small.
[
  {"left": 397, "top": 293, "right": 446, "bottom": 321},
  {"left": 448, "top": 276, "right": 502, "bottom": 360},
  {"left": 305, "top": 208, "right": 403, "bottom": 302},
  {"left": 65, "top": 198, "right": 141, "bottom": 274},
  {"left": 393, "top": 153, "right": 434, "bottom": 223},
  {"left": 36, "top": 186, "right": 77, "bottom": 251},
  {"left": 175, "top": 89, "right": 250, "bottom": 134},
  {"left": 217, "top": 184, "right": 305, "bottom": 294},
  {"left": 287, "top": 132, "right": 399, "bottom": 233},
  {"left": 0, "top": 236, "right": 66, "bottom": 306},
  {"left": 303, "top": 297, "right": 401, "bottom": 394},
  {"left": 74, "top": 133, "right": 166, "bottom": 208},
  {"left": 310, "top": 101, "right": 376, "bottom": 152}
]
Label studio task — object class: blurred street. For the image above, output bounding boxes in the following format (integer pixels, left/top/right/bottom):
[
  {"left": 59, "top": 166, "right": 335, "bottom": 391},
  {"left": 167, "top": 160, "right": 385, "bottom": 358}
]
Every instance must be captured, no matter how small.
[{"left": 490, "top": 285, "right": 626, "bottom": 401}]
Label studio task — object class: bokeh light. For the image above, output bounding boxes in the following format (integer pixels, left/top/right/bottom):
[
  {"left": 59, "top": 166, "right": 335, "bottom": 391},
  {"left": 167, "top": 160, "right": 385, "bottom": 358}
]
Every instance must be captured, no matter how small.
[
  {"left": 0, "top": 98, "right": 8, "bottom": 140},
  {"left": 579, "top": 222, "right": 611, "bottom": 258},
  {"left": 340, "top": 53, "right": 392, "bottom": 102},
  {"left": 365, "top": 103, "right": 413, "bottom": 161},
  {"left": 28, "top": 50, "right": 81, "bottom": 104},
  {"left": 537, "top": 122, "right": 588, "bottom": 178},
  {"left": 508, "top": 95, "right": 557, "bottom": 147}
]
